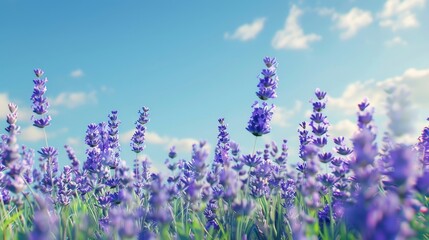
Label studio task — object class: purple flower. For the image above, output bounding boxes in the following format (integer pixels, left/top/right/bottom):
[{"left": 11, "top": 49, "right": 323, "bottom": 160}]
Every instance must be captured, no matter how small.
[
  {"left": 242, "top": 154, "right": 262, "bottom": 168},
  {"left": 357, "top": 98, "right": 376, "bottom": 133},
  {"left": 281, "top": 179, "right": 296, "bottom": 209},
  {"left": 346, "top": 192, "right": 412, "bottom": 240},
  {"left": 104, "top": 207, "right": 141, "bottom": 238},
  {"left": 107, "top": 110, "right": 121, "bottom": 150},
  {"left": 256, "top": 57, "right": 279, "bottom": 100},
  {"left": 232, "top": 198, "right": 255, "bottom": 216},
  {"left": 204, "top": 199, "right": 219, "bottom": 230},
  {"left": 188, "top": 141, "right": 209, "bottom": 180},
  {"left": 312, "top": 137, "right": 327, "bottom": 148},
  {"left": 29, "top": 195, "right": 58, "bottom": 240},
  {"left": 318, "top": 173, "right": 336, "bottom": 187},
  {"left": 32, "top": 116, "right": 52, "bottom": 128},
  {"left": 275, "top": 139, "right": 289, "bottom": 165},
  {"left": 214, "top": 118, "right": 230, "bottom": 164},
  {"left": 148, "top": 177, "right": 172, "bottom": 224},
  {"left": 384, "top": 146, "right": 419, "bottom": 195},
  {"left": 319, "top": 201, "right": 344, "bottom": 226},
  {"left": 310, "top": 122, "right": 328, "bottom": 136},
  {"left": 57, "top": 166, "right": 76, "bottom": 206},
  {"left": 358, "top": 97, "right": 370, "bottom": 111},
  {"left": 263, "top": 56, "right": 277, "bottom": 68},
  {"left": 131, "top": 107, "right": 150, "bottom": 153},
  {"left": 31, "top": 70, "right": 51, "bottom": 128},
  {"left": 417, "top": 117, "right": 429, "bottom": 166},
  {"left": 312, "top": 102, "right": 326, "bottom": 112},
  {"left": 314, "top": 88, "right": 327, "bottom": 100},
  {"left": 64, "top": 145, "right": 80, "bottom": 172},
  {"left": 5, "top": 174, "right": 26, "bottom": 194},
  {"left": 230, "top": 141, "right": 240, "bottom": 157},
  {"left": 2, "top": 106, "right": 21, "bottom": 168},
  {"left": 318, "top": 152, "right": 333, "bottom": 163},
  {"left": 261, "top": 68, "right": 276, "bottom": 78},
  {"left": 83, "top": 147, "right": 101, "bottom": 174},
  {"left": 168, "top": 146, "right": 177, "bottom": 159},
  {"left": 310, "top": 112, "right": 327, "bottom": 124},
  {"left": 38, "top": 146, "right": 59, "bottom": 194},
  {"left": 219, "top": 167, "right": 241, "bottom": 202},
  {"left": 246, "top": 101, "right": 275, "bottom": 136},
  {"left": 34, "top": 68, "right": 44, "bottom": 77},
  {"left": 85, "top": 123, "right": 100, "bottom": 147},
  {"left": 416, "top": 171, "right": 429, "bottom": 194},
  {"left": 0, "top": 189, "right": 11, "bottom": 204},
  {"left": 136, "top": 106, "right": 150, "bottom": 125},
  {"left": 336, "top": 146, "right": 353, "bottom": 156}
]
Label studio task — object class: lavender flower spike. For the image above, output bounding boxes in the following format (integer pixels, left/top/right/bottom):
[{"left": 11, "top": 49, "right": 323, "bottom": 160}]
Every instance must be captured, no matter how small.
[
  {"left": 34, "top": 68, "right": 44, "bottom": 78},
  {"left": 246, "top": 101, "right": 275, "bottom": 136},
  {"left": 257, "top": 57, "right": 279, "bottom": 100},
  {"left": 31, "top": 69, "right": 51, "bottom": 128},
  {"left": 131, "top": 107, "right": 150, "bottom": 153}
]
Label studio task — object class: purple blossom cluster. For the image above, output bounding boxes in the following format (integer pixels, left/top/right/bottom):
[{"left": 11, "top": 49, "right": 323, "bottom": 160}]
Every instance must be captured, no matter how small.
[
  {"left": 31, "top": 69, "right": 51, "bottom": 128},
  {"left": 256, "top": 57, "right": 279, "bottom": 100},
  {"left": 1, "top": 61, "right": 429, "bottom": 240},
  {"left": 246, "top": 57, "right": 277, "bottom": 137}
]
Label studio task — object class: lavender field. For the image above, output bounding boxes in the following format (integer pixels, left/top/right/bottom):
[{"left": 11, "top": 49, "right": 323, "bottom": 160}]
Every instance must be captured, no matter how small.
[
  {"left": 2, "top": 1, "right": 429, "bottom": 239},
  {"left": 0, "top": 56, "right": 429, "bottom": 240}
]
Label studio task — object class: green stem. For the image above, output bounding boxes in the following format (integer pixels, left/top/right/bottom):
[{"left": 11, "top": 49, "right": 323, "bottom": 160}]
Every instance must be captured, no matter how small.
[
  {"left": 43, "top": 128, "right": 49, "bottom": 147},
  {"left": 252, "top": 136, "right": 258, "bottom": 155}
]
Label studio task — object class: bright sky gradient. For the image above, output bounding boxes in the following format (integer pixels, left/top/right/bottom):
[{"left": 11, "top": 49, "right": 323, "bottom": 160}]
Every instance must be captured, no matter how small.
[{"left": 1, "top": 0, "right": 429, "bottom": 172}]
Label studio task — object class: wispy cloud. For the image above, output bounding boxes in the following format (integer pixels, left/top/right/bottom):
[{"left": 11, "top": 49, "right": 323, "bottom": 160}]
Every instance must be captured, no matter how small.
[
  {"left": 328, "top": 67, "right": 429, "bottom": 141},
  {"left": 385, "top": 36, "right": 408, "bottom": 46},
  {"left": 224, "top": 18, "right": 266, "bottom": 41},
  {"left": 66, "top": 137, "right": 81, "bottom": 147},
  {"left": 272, "top": 100, "right": 302, "bottom": 127},
  {"left": 20, "top": 127, "right": 68, "bottom": 142},
  {"left": 0, "top": 93, "right": 11, "bottom": 119},
  {"left": 378, "top": 0, "right": 426, "bottom": 30},
  {"left": 120, "top": 130, "right": 207, "bottom": 154},
  {"left": 319, "top": 7, "right": 373, "bottom": 39},
  {"left": 0, "top": 93, "right": 33, "bottom": 122},
  {"left": 50, "top": 91, "right": 97, "bottom": 109},
  {"left": 328, "top": 68, "right": 429, "bottom": 112},
  {"left": 272, "top": 5, "right": 321, "bottom": 50},
  {"left": 70, "top": 69, "right": 84, "bottom": 78},
  {"left": 329, "top": 119, "right": 357, "bottom": 140},
  {"left": 20, "top": 126, "right": 45, "bottom": 142}
]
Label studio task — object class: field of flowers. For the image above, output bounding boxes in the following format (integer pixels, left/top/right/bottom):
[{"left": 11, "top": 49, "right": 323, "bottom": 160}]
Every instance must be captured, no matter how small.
[{"left": 1, "top": 57, "right": 429, "bottom": 240}]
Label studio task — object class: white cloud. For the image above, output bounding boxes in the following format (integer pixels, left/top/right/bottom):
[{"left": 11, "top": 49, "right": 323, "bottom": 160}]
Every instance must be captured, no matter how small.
[
  {"left": 120, "top": 130, "right": 205, "bottom": 154},
  {"left": 319, "top": 7, "right": 373, "bottom": 39},
  {"left": 385, "top": 36, "right": 408, "bottom": 46},
  {"left": 272, "top": 100, "right": 302, "bottom": 127},
  {"left": 327, "top": 79, "right": 384, "bottom": 115},
  {"left": 0, "top": 93, "right": 33, "bottom": 122},
  {"left": 318, "top": 8, "right": 337, "bottom": 17},
  {"left": 20, "top": 126, "right": 45, "bottom": 142},
  {"left": 66, "top": 137, "right": 81, "bottom": 146},
  {"left": 272, "top": 5, "right": 321, "bottom": 50},
  {"left": 378, "top": 0, "right": 426, "bottom": 30},
  {"left": 70, "top": 69, "right": 84, "bottom": 78},
  {"left": 336, "top": 8, "right": 373, "bottom": 39},
  {"left": 50, "top": 91, "right": 97, "bottom": 109},
  {"left": 328, "top": 68, "right": 429, "bottom": 115},
  {"left": 224, "top": 18, "right": 266, "bottom": 41},
  {"left": 20, "top": 127, "right": 68, "bottom": 142},
  {"left": 329, "top": 119, "right": 358, "bottom": 139},
  {"left": 0, "top": 93, "right": 10, "bottom": 119},
  {"left": 328, "top": 67, "right": 429, "bottom": 140}
]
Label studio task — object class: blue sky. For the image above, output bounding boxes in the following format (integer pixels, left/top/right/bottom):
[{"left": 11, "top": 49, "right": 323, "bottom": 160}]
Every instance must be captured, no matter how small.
[{"left": 1, "top": 0, "right": 429, "bottom": 171}]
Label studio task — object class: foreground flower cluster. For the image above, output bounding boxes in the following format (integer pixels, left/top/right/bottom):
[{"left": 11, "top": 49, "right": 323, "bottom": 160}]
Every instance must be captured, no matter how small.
[{"left": 1, "top": 59, "right": 429, "bottom": 240}]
